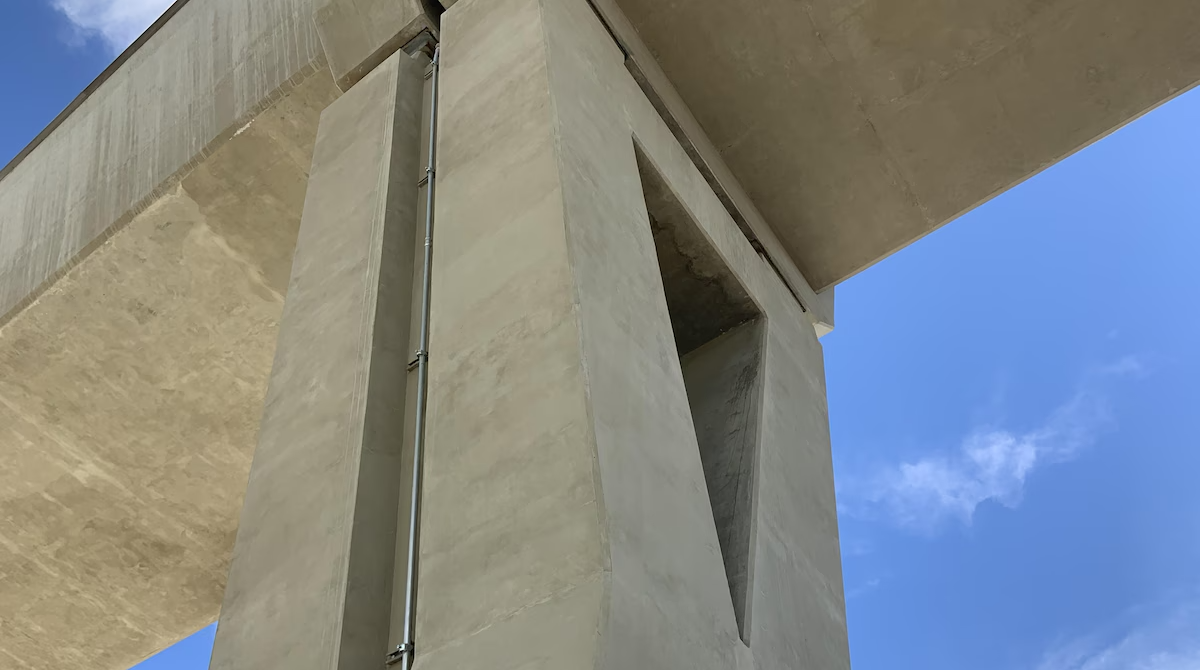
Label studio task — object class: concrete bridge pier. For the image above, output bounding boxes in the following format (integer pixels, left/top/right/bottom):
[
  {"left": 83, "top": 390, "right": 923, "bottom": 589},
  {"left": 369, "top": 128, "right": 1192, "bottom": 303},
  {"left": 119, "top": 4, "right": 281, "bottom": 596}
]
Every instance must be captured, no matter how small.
[
  {"left": 6, "top": 0, "right": 1193, "bottom": 666},
  {"left": 211, "top": 0, "right": 847, "bottom": 668}
]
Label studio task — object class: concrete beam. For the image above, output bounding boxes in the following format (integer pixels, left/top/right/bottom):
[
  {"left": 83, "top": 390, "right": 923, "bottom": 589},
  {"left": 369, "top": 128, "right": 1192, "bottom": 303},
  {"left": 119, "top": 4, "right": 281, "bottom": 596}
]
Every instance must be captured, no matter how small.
[
  {"left": 210, "top": 51, "right": 425, "bottom": 670},
  {"left": 0, "top": 71, "right": 337, "bottom": 670},
  {"left": 612, "top": 0, "right": 1200, "bottom": 289},
  {"left": 6, "top": 0, "right": 1194, "bottom": 331},
  {"left": 0, "top": 0, "right": 333, "bottom": 327},
  {"left": 314, "top": 0, "right": 440, "bottom": 91}
]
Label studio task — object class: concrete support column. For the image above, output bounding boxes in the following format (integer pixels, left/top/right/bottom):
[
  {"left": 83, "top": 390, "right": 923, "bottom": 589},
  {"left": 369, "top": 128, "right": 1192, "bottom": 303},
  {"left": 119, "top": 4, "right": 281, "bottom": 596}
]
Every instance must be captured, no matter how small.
[
  {"left": 414, "top": 0, "right": 848, "bottom": 669},
  {"left": 413, "top": 1, "right": 610, "bottom": 665},
  {"left": 210, "top": 51, "right": 426, "bottom": 670}
]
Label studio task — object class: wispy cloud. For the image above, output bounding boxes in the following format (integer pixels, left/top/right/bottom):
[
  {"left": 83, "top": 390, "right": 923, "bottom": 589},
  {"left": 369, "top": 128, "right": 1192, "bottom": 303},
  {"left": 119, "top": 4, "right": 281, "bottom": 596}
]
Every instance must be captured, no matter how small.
[
  {"left": 842, "top": 537, "right": 875, "bottom": 558},
  {"left": 49, "top": 0, "right": 175, "bottom": 53},
  {"left": 1096, "top": 355, "right": 1148, "bottom": 378},
  {"left": 838, "top": 359, "right": 1142, "bottom": 533},
  {"left": 846, "top": 578, "right": 883, "bottom": 600},
  {"left": 1036, "top": 599, "right": 1200, "bottom": 670}
]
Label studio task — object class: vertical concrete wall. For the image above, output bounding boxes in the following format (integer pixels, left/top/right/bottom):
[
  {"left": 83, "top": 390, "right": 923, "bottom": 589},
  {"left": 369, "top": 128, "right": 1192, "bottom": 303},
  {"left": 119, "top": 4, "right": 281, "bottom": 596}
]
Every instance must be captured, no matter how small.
[
  {"left": 415, "top": 0, "right": 848, "bottom": 668},
  {"left": 681, "top": 320, "right": 767, "bottom": 643},
  {"left": 619, "top": 22, "right": 849, "bottom": 666},
  {"left": 0, "top": 0, "right": 329, "bottom": 323},
  {"left": 209, "top": 51, "right": 425, "bottom": 670},
  {"left": 539, "top": 3, "right": 742, "bottom": 667},
  {"left": 414, "top": 0, "right": 609, "bottom": 664}
]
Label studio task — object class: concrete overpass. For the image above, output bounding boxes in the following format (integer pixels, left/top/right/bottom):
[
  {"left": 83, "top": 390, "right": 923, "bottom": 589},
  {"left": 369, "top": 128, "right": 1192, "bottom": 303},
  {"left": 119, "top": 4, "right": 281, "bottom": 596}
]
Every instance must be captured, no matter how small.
[{"left": 0, "top": 0, "right": 1195, "bottom": 667}]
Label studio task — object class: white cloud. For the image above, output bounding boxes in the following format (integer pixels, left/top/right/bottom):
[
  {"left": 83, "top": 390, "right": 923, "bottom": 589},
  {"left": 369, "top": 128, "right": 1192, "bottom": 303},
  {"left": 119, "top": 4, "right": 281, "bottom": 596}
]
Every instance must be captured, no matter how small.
[
  {"left": 842, "top": 537, "right": 875, "bottom": 557},
  {"left": 50, "top": 0, "right": 175, "bottom": 52},
  {"left": 1036, "top": 601, "right": 1200, "bottom": 670},
  {"left": 1096, "top": 355, "right": 1149, "bottom": 378},
  {"left": 838, "top": 360, "right": 1141, "bottom": 533},
  {"left": 845, "top": 578, "right": 883, "bottom": 600}
]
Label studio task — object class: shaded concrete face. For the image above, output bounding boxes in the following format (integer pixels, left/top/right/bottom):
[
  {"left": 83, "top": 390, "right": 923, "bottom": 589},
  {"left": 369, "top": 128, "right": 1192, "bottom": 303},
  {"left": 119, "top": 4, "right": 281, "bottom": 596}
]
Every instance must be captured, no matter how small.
[
  {"left": 414, "top": 1, "right": 848, "bottom": 669},
  {"left": 0, "top": 72, "right": 337, "bottom": 670},
  {"left": 642, "top": 148, "right": 767, "bottom": 641},
  {"left": 681, "top": 320, "right": 765, "bottom": 644},
  {"left": 640, "top": 146, "right": 760, "bottom": 356},
  {"left": 613, "top": 0, "right": 1200, "bottom": 288},
  {"left": 609, "top": 20, "right": 831, "bottom": 332},
  {"left": 210, "top": 51, "right": 425, "bottom": 670}
]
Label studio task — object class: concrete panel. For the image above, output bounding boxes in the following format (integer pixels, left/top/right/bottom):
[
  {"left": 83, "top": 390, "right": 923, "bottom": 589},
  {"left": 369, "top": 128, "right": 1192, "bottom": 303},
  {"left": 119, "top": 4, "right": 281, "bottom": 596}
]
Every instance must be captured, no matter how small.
[
  {"left": 0, "top": 0, "right": 330, "bottom": 326},
  {"left": 415, "top": 0, "right": 607, "bottom": 664},
  {"left": 613, "top": 0, "right": 1200, "bottom": 288},
  {"left": 681, "top": 320, "right": 766, "bottom": 643},
  {"left": 209, "top": 51, "right": 425, "bottom": 670},
  {"left": 315, "top": 0, "right": 439, "bottom": 91},
  {"left": 753, "top": 321, "right": 848, "bottom": 670},
  {"left": 540, "top": 3, "right": 743, "bottom": 662},
  {"left": 543, "top": 0, "right": 851, "bottom": 665},
  {"left": 624, "top": 69, "right": 850, "bottom": 670}
]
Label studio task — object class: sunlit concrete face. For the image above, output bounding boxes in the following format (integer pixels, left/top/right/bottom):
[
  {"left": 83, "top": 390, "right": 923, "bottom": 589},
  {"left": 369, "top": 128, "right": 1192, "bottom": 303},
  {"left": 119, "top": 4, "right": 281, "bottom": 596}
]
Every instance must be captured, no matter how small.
[{"left": 0, "top": 71, "right": 337, "bottom": 670}]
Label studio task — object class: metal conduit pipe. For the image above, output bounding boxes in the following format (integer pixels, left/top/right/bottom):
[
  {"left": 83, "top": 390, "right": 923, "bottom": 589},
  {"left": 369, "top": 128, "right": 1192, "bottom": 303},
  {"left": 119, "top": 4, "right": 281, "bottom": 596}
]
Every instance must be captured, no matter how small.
[{"left": 387, "top": 43, "right": 441, "bottom": 670}]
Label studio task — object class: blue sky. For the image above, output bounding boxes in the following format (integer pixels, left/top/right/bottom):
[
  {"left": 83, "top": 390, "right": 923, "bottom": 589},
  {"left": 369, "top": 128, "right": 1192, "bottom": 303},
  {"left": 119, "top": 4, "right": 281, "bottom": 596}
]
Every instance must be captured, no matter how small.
[
  {"left": 2, "top": 3, "right": 1197, "bottom": 670},
  {"left": 827, "top": 86, "right": 1200, "bottom": 670}
]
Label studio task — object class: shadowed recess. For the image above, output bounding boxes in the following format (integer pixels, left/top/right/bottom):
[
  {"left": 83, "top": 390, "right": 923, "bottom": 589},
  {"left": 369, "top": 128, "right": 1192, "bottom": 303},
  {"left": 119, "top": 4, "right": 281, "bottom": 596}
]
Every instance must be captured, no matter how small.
[{"left": 637, "top": 143, "right": 765, "bottom": 642}]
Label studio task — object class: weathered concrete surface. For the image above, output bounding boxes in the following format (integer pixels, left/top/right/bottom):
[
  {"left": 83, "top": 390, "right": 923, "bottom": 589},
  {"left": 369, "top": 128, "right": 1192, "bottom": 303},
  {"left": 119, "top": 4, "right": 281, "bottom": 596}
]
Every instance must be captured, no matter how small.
[
  {"left": 0, "top": 70, "right": 337, "bottom": 670},
  {"left": 415, "top": 1, "right": 847, "bottom": 669},
  {"left": 315, "top": 0, "right": 440, "bottom": 91},
  {"left": 643, "top": 156, "right": 761, "bottom": 355},
  {"left": 210, "top": 51, "right": 424, "bottom": 670},
  {"left": 415, "top": 1, "right": 608, "bottom": 665},
  {"left": 609, "top": 13, "right": 850, "bottom": 661},
  {"left": 681, "top": 320, "right": 766, "bottom": 643},
  {"left": 0, "top": 189, "right": 277, "bottom": 670},
  {"left": 0, "top": 0, "right": 337, "bottom": 326},
  {"left": 612, "top": 0, "right": 1200, "bottom": 288},
  {"left": 589, "top": 0, "right": 832, "bottom": 333},
  {"left": 8, "top": 0, "right": 1199, "bottom": 320}
]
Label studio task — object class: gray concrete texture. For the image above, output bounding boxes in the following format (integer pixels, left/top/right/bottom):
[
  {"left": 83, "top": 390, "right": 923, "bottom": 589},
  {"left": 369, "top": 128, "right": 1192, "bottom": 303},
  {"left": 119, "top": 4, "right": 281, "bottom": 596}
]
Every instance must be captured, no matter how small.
[
  {"left": 613, "top": 0, "right": 1200, "bottom": 289},
  {"left": 1, "top": 0, "right": 1188, "bottom": 665},
  {"left": 210, "top": 50, "right": 425, "bottom": 670},
  {"left": 0, "top": 0, "right": 441, "bottom": 665},
  {"left": 315, "top": 0, "right": 440, "bottom": 91},
  {"left": 7, "top": 0, "right": 1193, "bottom": 326},
  {"left": 0, "top": 0, "right": 332, "bottom": 325},
  {"left": 643, "top": 146, "right": 761, "bottom": 356},
  {"left": 412, "top": 1, "right": 847, "bottom": 669},
  {"left": 681, "top": 320, "right": 767, "bottom": 643},
  {"left": 592, "top": 0, "right": 833, "bottom": 334},
  {"left": 0, "top": 68, "right": 337, "bottom": 669}
]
